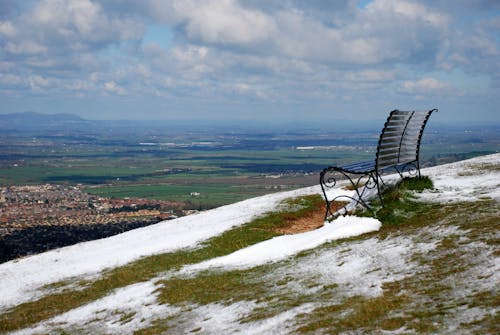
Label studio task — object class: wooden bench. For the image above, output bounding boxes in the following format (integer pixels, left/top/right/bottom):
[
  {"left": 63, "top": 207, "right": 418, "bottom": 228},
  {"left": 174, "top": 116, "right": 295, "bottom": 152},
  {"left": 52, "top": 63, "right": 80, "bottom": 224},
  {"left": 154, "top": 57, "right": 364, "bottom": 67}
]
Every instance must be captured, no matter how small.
[{"left": 319, "top": 109, "right": 437, "bottom": 220}]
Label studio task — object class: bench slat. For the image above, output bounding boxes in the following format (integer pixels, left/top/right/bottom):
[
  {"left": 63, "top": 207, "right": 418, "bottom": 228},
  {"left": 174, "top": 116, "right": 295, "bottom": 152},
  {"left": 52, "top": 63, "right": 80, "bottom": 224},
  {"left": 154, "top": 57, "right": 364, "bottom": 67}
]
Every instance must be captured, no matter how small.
[
  {"left": 380, "top": 136, "right": 402, "bottom": 144},
  {"left": 404, "top": 124, "right": 425, "bottom": 130},
  {"left": 381, "top": 136, "right": 403, "bottom": 142},
  {"left": 340, "top": 160, "right": 375, "bottom": 173},
  {"left": 388, "top": 116, "right": 412, "bottom": 122},
  {"left": 408, "top": 113, "right": 427, "bottom": 119},
  {"left": 379, "top": 143, "right": 401, "bottom": 150},
  {"left": 342, "top": 160, "right": 374, "bottom": 169},
  {"left": 391, "top": 110, "right": 413, "bottom": 116},
  {"left": 379, "top": 146, "right": 415, "bottom": 157},
  {"left": 385, "top": 123, "right": 408, "bottom": 129},
  {"left": 378, "top": 147, "right": 400, "bottom": 154},
  {"left": 382, "top": 130, "right": 406, "bottom": 136},
  {"left": 387, "top": 119, "right": 409, "bottom": 124}
]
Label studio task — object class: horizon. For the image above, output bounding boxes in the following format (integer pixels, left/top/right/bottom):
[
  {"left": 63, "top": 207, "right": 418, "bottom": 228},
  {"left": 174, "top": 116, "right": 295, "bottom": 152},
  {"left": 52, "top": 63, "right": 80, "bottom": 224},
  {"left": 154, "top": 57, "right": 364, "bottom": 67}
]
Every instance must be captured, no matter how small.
[
  {"left": 2, "top": 110, "right": 500, "bottom": 130},
  {"left": 0, "top": 1, "right": 499, "bottom": 123}
]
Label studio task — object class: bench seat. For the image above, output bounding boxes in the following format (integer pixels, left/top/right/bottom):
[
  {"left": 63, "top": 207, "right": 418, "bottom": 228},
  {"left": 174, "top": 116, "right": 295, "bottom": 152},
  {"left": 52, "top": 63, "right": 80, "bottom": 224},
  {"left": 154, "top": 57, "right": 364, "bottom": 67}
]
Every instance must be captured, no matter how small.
[{"left": 338, "top": 160, "right": 375, "bottom": 174}]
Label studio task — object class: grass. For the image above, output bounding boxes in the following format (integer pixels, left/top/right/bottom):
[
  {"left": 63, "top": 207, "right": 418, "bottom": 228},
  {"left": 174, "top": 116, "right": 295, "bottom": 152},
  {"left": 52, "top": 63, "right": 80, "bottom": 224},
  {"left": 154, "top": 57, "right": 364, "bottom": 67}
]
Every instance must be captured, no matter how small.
[
  {"left": 366, "top": 176, "right": 436, "bottom": 226},
  {"left": 296, "top": 294, "right": 410, "bottom": 333},
  {"left": 84, "top": 183, "right": 264, "bottom": 208},
  {"left": 157, "top": 269, "right": 269, "bottom": 306}
]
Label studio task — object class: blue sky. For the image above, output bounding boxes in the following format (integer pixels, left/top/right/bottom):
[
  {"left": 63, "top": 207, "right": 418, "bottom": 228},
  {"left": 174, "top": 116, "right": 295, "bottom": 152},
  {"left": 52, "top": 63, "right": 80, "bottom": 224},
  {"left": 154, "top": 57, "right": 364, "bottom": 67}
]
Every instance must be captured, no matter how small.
[{"left": 0, "top": 0, "right": 499, "bottom": 122}]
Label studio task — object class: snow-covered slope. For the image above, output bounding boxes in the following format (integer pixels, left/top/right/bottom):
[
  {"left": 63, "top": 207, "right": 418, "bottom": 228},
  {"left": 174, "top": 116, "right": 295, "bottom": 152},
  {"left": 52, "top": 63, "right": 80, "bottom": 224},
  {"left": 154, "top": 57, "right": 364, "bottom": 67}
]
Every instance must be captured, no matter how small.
[
  {"left": 1, "top": 153, "right": 499, "bottom": 334},
  {"left": 0, "top": 186, "right": 320, "bottom": 310}
]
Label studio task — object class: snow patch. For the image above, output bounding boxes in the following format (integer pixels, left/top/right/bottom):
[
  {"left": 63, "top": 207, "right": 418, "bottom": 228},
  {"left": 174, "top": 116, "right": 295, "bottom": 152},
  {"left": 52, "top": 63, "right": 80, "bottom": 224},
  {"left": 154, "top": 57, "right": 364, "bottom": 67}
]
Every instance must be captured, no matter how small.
[
  {"left": 182, "top": 215, "right": 381, "bottom": 272},
  {"left": 13, "top": 281, "right": 177, "bottom": 335},
  {"left": 418, "top": 154, "right": 500, "bottom": 203},
  {"left": 169, "top": 301, "right": 315, "bottom": 334},
  {"left": 278, "top": 235, "right": 432, "bottom": 298}
]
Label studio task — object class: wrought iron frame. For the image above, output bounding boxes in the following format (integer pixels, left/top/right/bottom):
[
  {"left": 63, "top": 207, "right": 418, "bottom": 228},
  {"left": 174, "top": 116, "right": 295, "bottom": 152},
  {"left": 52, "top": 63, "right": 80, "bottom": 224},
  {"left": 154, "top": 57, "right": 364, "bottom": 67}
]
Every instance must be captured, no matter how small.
[
  {"left": 320, "top": 167, "right": 380, "bottom": 219},
  {"left": 319, "top": 108, "right": 437, "bottom": 221}
]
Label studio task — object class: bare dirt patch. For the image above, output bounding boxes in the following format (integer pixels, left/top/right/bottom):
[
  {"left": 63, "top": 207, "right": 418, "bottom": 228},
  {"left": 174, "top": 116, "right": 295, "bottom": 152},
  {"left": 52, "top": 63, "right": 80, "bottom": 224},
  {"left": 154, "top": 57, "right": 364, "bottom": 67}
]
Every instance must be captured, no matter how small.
[{"left": 274, "top": 201, "right": 346, "bottom": 234}]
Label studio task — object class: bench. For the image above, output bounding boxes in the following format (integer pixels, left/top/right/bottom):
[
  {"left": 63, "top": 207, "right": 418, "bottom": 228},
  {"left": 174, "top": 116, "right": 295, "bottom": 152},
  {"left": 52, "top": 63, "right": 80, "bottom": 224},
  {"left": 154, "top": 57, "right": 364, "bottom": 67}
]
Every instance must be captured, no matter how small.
[{"left": 319, "top": 109, "right": 437, "bottom": 220}]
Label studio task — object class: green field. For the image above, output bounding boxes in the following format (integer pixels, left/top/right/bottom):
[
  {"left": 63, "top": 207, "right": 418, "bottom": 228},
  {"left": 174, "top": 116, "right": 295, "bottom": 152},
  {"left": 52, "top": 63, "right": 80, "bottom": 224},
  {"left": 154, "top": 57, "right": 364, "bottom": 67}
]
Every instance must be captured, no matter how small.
[{"left": 1, "top": 123, "right": 498, "bottom": 208}]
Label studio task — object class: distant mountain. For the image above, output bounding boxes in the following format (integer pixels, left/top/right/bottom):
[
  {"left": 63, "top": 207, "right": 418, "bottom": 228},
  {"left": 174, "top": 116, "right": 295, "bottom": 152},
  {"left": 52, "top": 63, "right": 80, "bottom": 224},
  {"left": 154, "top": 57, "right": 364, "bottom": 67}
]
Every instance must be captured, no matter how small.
[
  {"left": 0, "top": 112, "right": 88, "bottom": 132},
  {"left": 0, "top": 111, "right": 85, "bottom": 123}
]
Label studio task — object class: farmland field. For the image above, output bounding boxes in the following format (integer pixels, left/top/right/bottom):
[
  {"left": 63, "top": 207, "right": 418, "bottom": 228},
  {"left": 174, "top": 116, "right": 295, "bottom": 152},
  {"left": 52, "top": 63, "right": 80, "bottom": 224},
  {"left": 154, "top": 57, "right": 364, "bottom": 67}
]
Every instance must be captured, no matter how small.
[{"left": 1, "top": 114, "right": 499, "bottom": 209}]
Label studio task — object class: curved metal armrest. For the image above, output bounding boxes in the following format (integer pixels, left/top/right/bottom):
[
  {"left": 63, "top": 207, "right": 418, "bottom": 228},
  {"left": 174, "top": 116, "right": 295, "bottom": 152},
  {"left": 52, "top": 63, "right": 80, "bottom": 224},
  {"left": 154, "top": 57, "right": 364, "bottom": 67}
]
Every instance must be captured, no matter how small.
[{"left": 319, "top": 167, "right": 378, "bottom": 221}]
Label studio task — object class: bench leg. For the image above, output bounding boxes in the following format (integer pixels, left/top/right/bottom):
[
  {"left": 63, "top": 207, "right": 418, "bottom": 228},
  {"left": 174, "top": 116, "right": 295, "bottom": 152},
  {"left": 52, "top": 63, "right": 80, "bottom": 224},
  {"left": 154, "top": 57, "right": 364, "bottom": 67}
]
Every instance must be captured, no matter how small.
[
  {"left": 376, "top": 173, "right": 384, "bottom": 206},
  {"left": 320, "top": 168, "right": 377, "bottom": 221}
]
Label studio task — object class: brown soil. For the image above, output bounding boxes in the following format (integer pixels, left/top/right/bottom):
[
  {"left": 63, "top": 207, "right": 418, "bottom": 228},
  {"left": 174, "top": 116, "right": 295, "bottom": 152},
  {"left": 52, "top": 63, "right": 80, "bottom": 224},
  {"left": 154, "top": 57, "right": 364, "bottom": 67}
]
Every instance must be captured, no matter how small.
[{"left": 274, "top": 201, "right": 346, "bottom": 235}]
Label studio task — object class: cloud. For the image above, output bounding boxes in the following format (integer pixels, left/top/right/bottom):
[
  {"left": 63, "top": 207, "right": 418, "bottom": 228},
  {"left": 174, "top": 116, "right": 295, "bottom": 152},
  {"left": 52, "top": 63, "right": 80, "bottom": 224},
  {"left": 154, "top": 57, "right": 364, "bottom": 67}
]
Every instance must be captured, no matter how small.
[
  {"left": 4, "top": 41, "right": 48, "bottom": 55},
  {"left": 148, "top": 0, "right": 449, "bottom": 66},
  {"left": 0, "top": 0, "right": 498, "bottom": 121},
  {"left": 28, "top": 0, "right": 144, "bottom": 47},
  {"left": 104, "top": 81, "right": 126, "bottom": 95},
  {"left": 0, "top": 0, "right": 145, "bottom": 66},
  {"left": 0, "top": 20, "right": 16, "bottom": 37},
  {"left": 344, "top": 69, "right": 396, "bottom": 82},
  {"left": 399, "top": 77, "right": 447, "bottom": 94},
  {"left": 174, "top": 0, "right": 277, "bottom": 46}
]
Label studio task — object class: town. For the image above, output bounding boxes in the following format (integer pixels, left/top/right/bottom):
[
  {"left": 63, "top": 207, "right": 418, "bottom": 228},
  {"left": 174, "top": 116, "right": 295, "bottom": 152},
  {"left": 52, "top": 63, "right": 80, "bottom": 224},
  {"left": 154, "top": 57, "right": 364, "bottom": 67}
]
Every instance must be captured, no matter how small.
[{"left": 0, "top": 184, "right": 198, "bottom": 262}]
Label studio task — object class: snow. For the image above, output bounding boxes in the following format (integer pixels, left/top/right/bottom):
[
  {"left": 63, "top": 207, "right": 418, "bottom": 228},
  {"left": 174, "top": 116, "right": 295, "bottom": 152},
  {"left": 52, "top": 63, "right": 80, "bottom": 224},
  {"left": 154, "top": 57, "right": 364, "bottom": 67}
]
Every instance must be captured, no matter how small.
[
  {"left": 165, "top": 300, "right": 315, "bottom": 335},
  {"left": 182, "top": 215, "right": 381, "bottom": 272},
  {"left": 185, "top": 302, "right": 315, "bottom": 335},
  {"left": 13, "top": 281, "right": 178, "bottom": 335},
  {"left": 418, "top": 153, "right": 500, "bottom": 203},
  {"left": 278, "top": 228, "right": 442, "bottom": 298}
]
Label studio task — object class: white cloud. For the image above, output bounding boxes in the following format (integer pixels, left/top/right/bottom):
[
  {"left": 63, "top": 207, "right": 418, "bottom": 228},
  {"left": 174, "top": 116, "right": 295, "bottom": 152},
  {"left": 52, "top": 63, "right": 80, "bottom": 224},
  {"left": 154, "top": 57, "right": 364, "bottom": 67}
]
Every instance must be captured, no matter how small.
[
  {"left": 104, "top": 81, "right": 126, "bottom": 95},
  {"left": 4, "top": 41, "right": 48, "bottom": 55},
  {"left": 0, "top": 20, "right": 16, "bottom": 37},
  {"left": 344, "top": 70, "right": 395, "bottom": 82},
  {"left": 28, "top": 75, "right": 50, "bottom": 90},
  {"left": 174, "top": 0, "right": 276, "bottom": 46},
  {"left": 153, "top": 0, "right": 450, "bottom": 66},
  {"left": 368, "top": 0, "right": 448, "bottom": 27},
  {"left": 400, "top": 77, "right": 446, "bottom": 94},
  {"left": 29, "top": 0, "right": 144, "bottom": 45}
]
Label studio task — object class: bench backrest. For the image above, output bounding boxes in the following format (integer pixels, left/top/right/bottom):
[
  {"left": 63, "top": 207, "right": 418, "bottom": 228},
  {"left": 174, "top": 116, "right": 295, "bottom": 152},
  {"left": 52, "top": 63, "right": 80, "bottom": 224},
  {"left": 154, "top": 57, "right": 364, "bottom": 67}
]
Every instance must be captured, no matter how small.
[{"left": 375, "top": 109, "right": 437, "bottom": 171}]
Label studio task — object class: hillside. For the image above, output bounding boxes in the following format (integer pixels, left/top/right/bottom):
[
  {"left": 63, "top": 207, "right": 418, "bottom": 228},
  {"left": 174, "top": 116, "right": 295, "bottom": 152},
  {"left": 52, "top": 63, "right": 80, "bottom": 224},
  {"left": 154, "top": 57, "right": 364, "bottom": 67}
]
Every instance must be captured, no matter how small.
[{"left": 0, "top": 154, "right": 499, "bottom": 334}]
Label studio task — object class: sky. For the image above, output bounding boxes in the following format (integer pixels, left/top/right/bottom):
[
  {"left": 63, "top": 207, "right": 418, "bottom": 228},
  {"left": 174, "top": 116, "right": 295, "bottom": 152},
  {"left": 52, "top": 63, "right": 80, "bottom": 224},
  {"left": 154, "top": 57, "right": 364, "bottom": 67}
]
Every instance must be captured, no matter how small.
[{"left": 0, "top": 0, "right": 499, "bottom": 123}]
